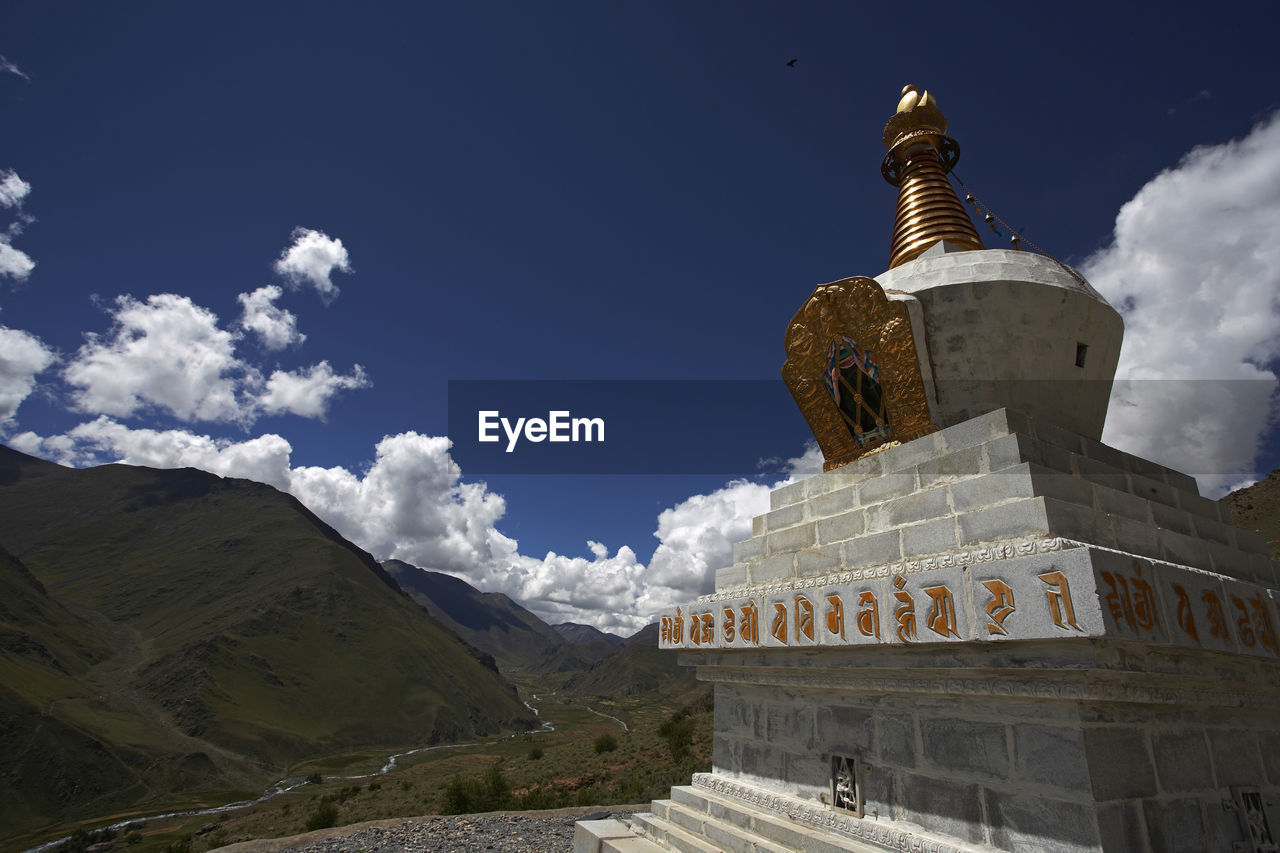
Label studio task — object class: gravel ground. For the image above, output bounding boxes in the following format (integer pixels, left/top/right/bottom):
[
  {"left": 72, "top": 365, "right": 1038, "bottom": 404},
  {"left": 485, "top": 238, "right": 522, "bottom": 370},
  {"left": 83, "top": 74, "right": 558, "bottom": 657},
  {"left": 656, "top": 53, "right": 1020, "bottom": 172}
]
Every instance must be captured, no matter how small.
[{"left": 211, "top": 806, "right": 648, "bottom": 853}]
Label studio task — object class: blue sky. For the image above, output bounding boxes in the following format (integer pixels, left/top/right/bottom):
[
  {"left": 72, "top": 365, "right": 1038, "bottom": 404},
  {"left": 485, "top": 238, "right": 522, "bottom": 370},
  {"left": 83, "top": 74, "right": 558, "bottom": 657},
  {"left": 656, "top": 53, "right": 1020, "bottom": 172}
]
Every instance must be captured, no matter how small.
[{"left": 2, "top": 2, "right": 1279, "bottom": 631}]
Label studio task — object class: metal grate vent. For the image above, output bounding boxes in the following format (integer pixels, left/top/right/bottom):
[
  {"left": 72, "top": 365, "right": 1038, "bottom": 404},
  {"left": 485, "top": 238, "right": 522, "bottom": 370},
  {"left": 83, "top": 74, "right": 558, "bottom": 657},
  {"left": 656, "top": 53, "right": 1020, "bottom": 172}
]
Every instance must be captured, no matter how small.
[{"left": 1230, "top": 787, "right": 1279, "bottom": 853}]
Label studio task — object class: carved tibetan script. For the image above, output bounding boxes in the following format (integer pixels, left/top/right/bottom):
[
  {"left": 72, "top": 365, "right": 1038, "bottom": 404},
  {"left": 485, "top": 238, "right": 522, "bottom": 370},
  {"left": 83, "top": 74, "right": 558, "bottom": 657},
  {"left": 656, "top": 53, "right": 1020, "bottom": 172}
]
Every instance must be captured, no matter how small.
[{"left": 658, "top": 569, "right": 1096, "bottom": 650}]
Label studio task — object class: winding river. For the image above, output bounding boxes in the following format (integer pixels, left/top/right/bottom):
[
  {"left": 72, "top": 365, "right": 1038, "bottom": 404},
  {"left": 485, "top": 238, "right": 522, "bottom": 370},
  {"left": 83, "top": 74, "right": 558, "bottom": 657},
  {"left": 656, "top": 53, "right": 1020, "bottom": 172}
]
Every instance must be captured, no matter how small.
[{"left": 23, "top": 693, "right": 556, "bottom": 853}]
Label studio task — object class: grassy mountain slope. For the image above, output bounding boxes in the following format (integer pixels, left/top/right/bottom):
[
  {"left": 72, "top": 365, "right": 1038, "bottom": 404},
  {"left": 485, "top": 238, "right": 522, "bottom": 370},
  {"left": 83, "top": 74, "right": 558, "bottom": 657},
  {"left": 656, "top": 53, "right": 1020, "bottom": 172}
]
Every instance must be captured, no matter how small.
[
  {"left": 0, "top": 446, "right": 535, "bottom": 846},
  {"left": 1225, "top": 469, "right": 1280, "bottom": 560},
  {"left": 561, "top": 623, "right": 697, "bottom": 700},
  {"left": 382, "top": 559, "right": 595, "bottom": 675},
  {"left": 0, "top": 545, "right": 147, "bottom": 836}
]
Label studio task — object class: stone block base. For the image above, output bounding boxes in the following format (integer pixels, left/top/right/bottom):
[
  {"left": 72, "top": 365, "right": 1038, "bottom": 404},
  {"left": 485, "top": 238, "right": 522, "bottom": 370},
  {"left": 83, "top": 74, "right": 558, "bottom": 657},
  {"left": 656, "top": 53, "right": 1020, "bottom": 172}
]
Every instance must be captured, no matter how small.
[
  {"left": 697, "top": 640, "right": 1280, "bottom": 851},
  {"left": 631, "top": 409, "right": 1280, "bottom": 851}
]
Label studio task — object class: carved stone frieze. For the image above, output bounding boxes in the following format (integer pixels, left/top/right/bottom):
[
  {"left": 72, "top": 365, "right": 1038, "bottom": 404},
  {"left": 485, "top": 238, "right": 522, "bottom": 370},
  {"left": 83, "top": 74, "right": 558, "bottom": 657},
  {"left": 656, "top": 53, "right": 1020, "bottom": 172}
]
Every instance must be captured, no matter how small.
[{"left": 702, "top": 537, "right": 1077, "bottom": 602}]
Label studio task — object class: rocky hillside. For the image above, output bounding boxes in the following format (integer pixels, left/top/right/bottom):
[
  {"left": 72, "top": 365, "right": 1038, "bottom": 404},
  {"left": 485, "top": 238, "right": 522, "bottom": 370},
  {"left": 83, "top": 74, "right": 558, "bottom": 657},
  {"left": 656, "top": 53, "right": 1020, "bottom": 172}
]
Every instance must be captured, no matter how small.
[{"left": 1225, "top": 468, "right": 1280, "bottom": 560}]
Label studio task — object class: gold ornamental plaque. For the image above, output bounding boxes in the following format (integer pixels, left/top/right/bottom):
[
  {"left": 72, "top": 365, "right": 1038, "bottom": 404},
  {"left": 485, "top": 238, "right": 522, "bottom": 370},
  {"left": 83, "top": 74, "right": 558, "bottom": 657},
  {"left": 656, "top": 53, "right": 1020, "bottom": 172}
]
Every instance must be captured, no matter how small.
[{"left": 782, "top": 276, "right": 937, "bottom": 471}]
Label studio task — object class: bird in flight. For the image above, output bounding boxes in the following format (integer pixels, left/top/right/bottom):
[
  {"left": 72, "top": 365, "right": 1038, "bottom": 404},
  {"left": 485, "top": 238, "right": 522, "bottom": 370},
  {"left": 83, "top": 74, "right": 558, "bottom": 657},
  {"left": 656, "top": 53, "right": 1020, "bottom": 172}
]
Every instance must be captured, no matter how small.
[{"left": 786, "top": 59, "right": 797, "bottom": 67}]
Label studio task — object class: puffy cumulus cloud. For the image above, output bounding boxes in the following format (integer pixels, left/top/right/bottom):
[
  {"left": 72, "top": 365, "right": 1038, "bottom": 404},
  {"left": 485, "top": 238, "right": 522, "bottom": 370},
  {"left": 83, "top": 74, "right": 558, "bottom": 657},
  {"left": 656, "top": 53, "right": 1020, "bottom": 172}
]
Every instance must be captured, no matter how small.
[
  {"left": 64, "top": 416, "right": 294, "bottom": 489},
  {"left": 7, "top": 429, "right": 76, "bottom": 462},
  {"left": 7, "top": 417, "right": 294, "bottom": 489},
  {"left": 274, "top": 227, "right": 351, "bottom": 303},
  {"left": 498, "top": 443, "right": 825, "bottom": 632},
  {"left": 62, "top": 292, "right": 369, "bottom": 426},
  {"left": 18, "top": 426, "right": 505, "bottom": 561},
  {"left": 290, "top": 432, "right": 507, "bottom": 573},
  {"left": 0, "top": 170, "right": 31, "bottom": 208},
  {"left": 501, "top": 542, "right": 648, "bottom": 634},
  {"left": 259, "top": 361, "right": 370, "bottom": 418},
  {"left": 642, "top": 480, "right": 769, "bottom": 597},
  {"left": 0, "top": 169, "right": 35, "bottom": 282},
  {"left": 0, "top": 242, "right": 35, "bottom": 281},
  {"left": 237, "top": 285, "right": 305, "bottom": 350},
  {"left": 1083, "top": 112, "right": 1280, "bottom": 496},
  {"left": 628, "top": 443, "right": 821, "bottom": 619},
  {"left": 0, "top": 326, "right": 56, "bottom": 422},
  {"left": 64, "top": 293, "right": 251, "bottom": 422},
  {"left": 13, "top": 406, "right": 822, "bottom": 632}
]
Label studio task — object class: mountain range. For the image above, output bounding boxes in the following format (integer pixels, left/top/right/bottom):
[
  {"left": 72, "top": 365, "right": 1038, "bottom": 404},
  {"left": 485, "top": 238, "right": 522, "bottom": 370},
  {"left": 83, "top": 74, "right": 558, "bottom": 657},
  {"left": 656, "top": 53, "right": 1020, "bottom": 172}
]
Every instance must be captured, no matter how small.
[
  {"left": 0, "top": 444, "right": 696, "bottom": 850},
  {"left": 0, "top": 447, "right": 538, "bottom": 847},
  {"left": 380, "top": 561, "right": 619, "bottom": 674}
]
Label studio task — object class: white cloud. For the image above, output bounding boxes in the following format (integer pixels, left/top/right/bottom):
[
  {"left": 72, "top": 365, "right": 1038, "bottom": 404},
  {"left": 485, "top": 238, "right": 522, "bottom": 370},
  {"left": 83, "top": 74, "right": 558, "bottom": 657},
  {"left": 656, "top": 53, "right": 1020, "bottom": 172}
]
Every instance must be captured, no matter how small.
[
  {"left": 64, "top": 416, "right": 295, "bottom": 490},
  {"left": 0, "top": 56, "right": 29, "bottom": 82},
  {"left": 480, "top": 443, "right": 821, "bottom": 632},
  {"left": 503, "top": 542, "right": 648, "bottom": 633},
  {"left": 259, "top": 361, "right": 370, "bottom": 419},
  {"left": 0, "top": 170, "right": 31, "bottom": 208},
  {"left": 1084, "top": 111, "right": 1280, "bottom": 496},
  {"left": 286, "top": 433, "right": 510, "bottom": 589},
  {"left": 17, "top": 411, "right": 819, "bottom": 633},
  {"left": 0, "top": 242, "right": 35, "bottom": 281},
  {"left": 642, "top": 480, "right": 770, "bottom": 596},
  {"left": 274, "top": 227, "right": 351, "bottom": 302},
  {"left": 62, "top": 292, "right": 369, "bottom": 426},
  {"left": 0, "top": 326, "right": 56, "bottom": 422},
  {"left": 64, "top": 293, "right": 253, "bottom": 423},
  {"left": 0, "top": 169, "right": 35, "bottom": 282},
  {"left": 237, "top": 285, "right": 305, "bottom": 350}
]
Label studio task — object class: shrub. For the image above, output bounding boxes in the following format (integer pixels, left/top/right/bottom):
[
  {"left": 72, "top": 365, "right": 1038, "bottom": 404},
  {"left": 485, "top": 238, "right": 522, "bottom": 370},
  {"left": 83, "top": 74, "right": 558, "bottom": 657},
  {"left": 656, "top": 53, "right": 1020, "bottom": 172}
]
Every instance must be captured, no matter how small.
[
  {"left": 482, "top": 759, "right": 510, "bottom": 807},
  {"left": 306, "top": 772, "right": 323, "bottom": 785},
  {"left": 527, "top": 746, "right": 544, "bottom": 760},
  {"left": 658, "top": 712, "right": 696, "bottom": 761},
  {"left": 440, "top": 760, "right": 512, "bottom": 814},
  {"left": 593, "top": 734, "right": 618, "bottom": 754},
  {"left": 441, "top": 776, "right": 471, "bottom": 814},
  {"left": 304, "top": 802, "right": 339, "bottom": 831}
]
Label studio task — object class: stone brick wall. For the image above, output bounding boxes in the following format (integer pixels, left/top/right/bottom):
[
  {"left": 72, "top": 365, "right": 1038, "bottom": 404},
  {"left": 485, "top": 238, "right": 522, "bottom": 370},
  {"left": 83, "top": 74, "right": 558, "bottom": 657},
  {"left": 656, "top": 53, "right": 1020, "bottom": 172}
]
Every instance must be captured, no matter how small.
[{"left": 707, "top": 654, "right": 1280, "bottom": 852}]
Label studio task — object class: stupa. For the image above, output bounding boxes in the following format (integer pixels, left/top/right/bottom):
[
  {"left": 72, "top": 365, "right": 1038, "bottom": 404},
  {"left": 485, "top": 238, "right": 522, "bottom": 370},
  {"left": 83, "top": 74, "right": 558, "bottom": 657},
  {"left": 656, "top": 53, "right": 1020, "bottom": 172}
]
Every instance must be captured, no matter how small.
[{"left": 577, "top": 86, "right": 1280, "bottom": 853}]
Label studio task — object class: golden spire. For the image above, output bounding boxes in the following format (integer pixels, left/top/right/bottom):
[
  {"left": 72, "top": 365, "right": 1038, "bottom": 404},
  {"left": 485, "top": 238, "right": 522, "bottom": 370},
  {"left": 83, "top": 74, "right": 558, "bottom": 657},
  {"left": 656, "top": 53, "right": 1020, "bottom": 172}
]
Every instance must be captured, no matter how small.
[{"left": 881, "top": 84, "right": 983, "bottom": 269}]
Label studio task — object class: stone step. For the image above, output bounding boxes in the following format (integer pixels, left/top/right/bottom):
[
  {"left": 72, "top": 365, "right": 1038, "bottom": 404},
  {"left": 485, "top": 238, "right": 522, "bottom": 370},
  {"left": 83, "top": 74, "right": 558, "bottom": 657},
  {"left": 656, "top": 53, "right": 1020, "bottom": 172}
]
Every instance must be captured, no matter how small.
[
  {"left": 572, "top": 816, "right": 667, "bottom": 853},
  {"left": 653, "top": 796, "right": 791, "bottom": 853},
  {"left": 728, "top": 446, "right": 1274, "bottom": 590},
  {"left": 765, "top": 409, "right": 1219, "bottom": 530},
  {"left": 665, "top": 785, "right": 887, "bottom": 853},
  {"left": 630, "top": 806, "right": 722, "bottom": 853}
]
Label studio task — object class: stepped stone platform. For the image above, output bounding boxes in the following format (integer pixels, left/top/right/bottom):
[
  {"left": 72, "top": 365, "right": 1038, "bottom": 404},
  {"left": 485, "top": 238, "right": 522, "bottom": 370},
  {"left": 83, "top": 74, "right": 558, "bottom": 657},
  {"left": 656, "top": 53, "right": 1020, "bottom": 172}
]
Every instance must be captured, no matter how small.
[{"left": 585, "top": 409, "right": 1280, "bottom": 852}]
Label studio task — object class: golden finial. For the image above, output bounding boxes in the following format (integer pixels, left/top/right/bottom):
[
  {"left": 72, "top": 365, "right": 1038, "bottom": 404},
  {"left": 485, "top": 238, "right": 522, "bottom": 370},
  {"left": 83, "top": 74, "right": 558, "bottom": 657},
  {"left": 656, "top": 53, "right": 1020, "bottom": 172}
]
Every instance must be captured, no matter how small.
[{"left": 881, "top": 84, "right": 982, "bottom": 269}]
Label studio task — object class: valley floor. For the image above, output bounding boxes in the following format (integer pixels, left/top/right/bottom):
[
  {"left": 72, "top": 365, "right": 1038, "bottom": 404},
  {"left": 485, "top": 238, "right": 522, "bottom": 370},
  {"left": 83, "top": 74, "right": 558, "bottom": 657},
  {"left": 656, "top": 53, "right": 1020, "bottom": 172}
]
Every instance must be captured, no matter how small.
[{"left": 15, "top": 683, "right": 711, "bottom": 853}]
